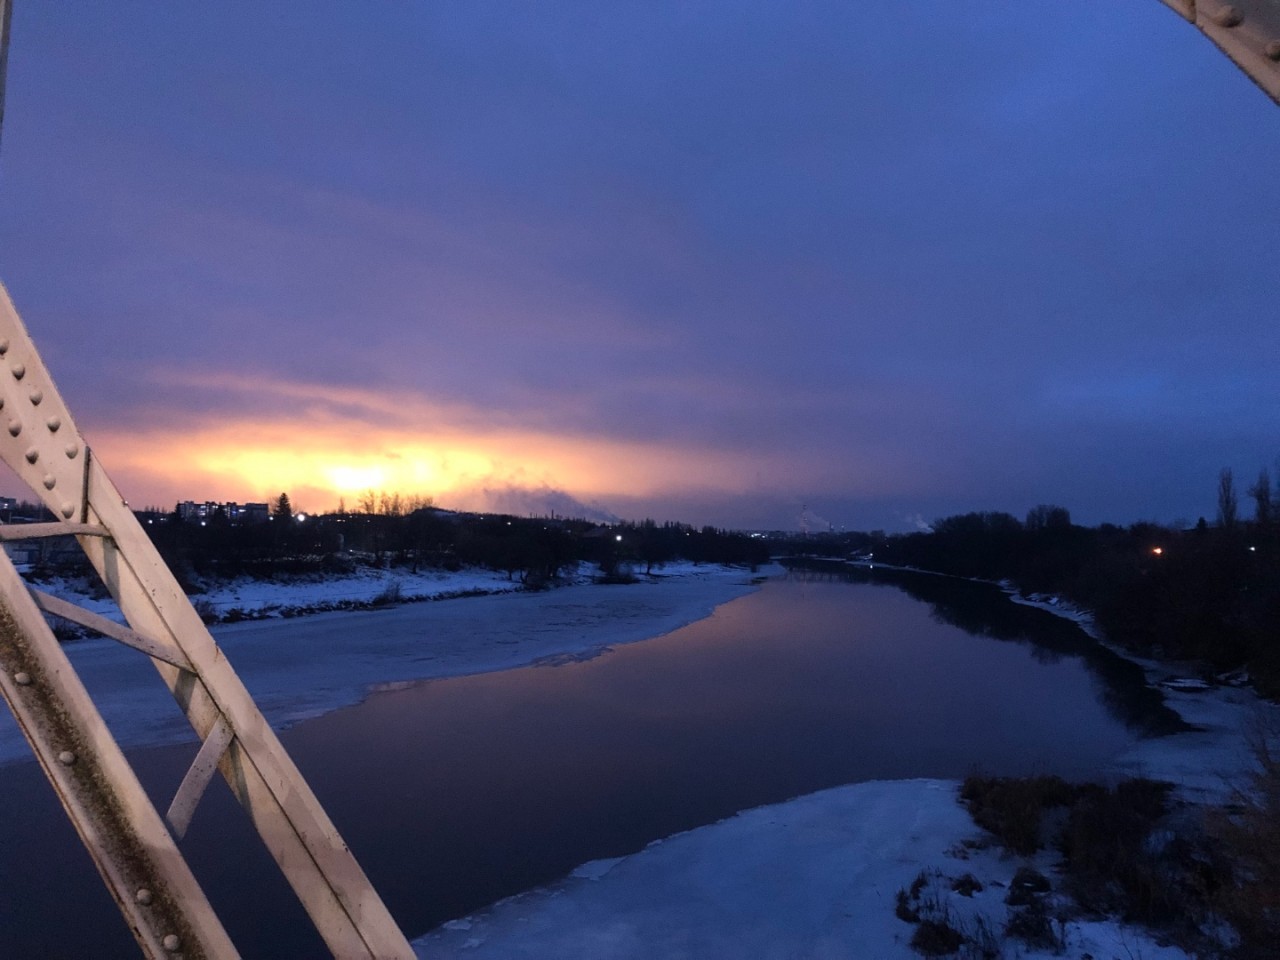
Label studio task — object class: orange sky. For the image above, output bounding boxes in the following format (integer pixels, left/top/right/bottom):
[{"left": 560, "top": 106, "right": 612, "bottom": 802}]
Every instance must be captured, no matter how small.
[{"left": 79, "top": 373, "right": 770, "bottom": 517}]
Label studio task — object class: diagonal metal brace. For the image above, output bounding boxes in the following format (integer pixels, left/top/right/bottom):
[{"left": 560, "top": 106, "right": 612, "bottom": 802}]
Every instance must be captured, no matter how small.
[
  {"left": 27, "top": 586, "right": 194, "bottom": 670},
  {"left": 167, "top": 717, "right": 235, "bottom": 840},
  {"left": 0, "top": 521, "right": 110, "bottom": 540}
]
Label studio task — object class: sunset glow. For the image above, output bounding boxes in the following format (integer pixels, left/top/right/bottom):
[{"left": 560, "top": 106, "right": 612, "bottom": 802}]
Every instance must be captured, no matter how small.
[
  {"left": 81, "top": 372, "right": 769, "bottom": 515},
  {"left": 1, "top": 3, "right": 1276, "bottom": 530}
]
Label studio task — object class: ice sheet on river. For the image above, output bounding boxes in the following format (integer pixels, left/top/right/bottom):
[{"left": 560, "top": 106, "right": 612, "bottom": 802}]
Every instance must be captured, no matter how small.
[{"left": 0, "top": 563, "right": 765, "bottom": 766}]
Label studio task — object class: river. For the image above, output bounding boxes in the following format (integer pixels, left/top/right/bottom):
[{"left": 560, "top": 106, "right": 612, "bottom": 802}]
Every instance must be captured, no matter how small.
[{"left": 0, "top": 565, "right": 1180, "bottom": 958}]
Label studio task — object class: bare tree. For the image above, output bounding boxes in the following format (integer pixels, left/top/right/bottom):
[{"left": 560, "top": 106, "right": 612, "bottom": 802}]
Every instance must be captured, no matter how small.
[
  {"left": 1218, "top": 468, "right": 1238, "bottom": 529},
  {"left": 1248, "top": 468, "right": 1273, "bottom": 529}
]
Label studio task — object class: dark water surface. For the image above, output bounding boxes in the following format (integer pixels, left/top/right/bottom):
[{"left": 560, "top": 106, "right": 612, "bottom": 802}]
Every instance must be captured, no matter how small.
[{"left": 0, "top": 568, "right": 1179, "bottom": 958}]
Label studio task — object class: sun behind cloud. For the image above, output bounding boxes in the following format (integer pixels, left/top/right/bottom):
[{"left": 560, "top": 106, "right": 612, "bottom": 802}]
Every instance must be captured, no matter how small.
[{"left": 83, "top": 371, "right": 763, "bottom": 516}]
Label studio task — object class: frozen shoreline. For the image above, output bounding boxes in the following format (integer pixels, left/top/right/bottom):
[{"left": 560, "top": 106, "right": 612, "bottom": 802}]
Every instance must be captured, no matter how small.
[
  {"left": 416, "top": 567, "right": 1280, "bottom": 960},
  {"left": 415, "top": 680, "right": 1278, "bottom": 959},
  {"left": 0, "top": 562, "right": 771, "bottom": 767},
  {"left": 6, "top": 558, "right": 1275, "bottom": 957}
]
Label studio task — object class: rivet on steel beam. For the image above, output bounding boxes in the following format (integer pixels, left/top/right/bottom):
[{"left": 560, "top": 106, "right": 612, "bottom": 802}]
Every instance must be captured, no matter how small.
[
  {"left": 42, "top": 475, "right": 57, "bottom": 490},
  {"left": 162, "top": 935, "right": 181, "bottom": 952},
  {"left": 24, "top": 448, "right": 38, "bottom": 464},
  {"left": 11, "top": 363, "right": 24, "bottom": 380},
  {"left": 1211, "top": 5, "right": 1243, "bottom": 27},
  {"left": 135, "top": 888, "right": 154, "bottom": 906},
  {"left": 46, "top": 416, "right": 61, "bottom": 432},
  {"left": 7, "top": 420, "right": 21, "bottom": 437},
  {"left": 29, "top": 390, "right": 43, "bottom": 406},
  {"left": 13, "top": 672, "right": 32, "bottom": 686},
  {"left": 0, "top": 339, "right": 9, "bottom": 354},
  {"left": 1266, "top": 39, "right": 1280, "bottom": 60},
  {"left": 58, "top": 750, "right": 76, "bottom": 765},
  {"left": 0, "top": 397, "right": 5, "bottom": 410},
  {"left": 61, "top": 503, "right": 75, "bottom": 519},
  {"left": 65, "top": 443, "right": 79, "bottom": 458}
]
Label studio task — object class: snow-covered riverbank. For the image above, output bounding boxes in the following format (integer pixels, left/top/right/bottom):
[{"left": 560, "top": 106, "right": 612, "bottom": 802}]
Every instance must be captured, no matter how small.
[
  {"left": 415, "top": 570, "right": 1280, "bottom": 960},
  {"left": 415, "top": 677, "right": 1278, "bottom": 960}
]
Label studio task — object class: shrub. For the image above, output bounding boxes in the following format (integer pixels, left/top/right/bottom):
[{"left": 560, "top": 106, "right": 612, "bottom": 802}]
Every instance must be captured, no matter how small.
[
  {"left": 1211, "top": 724, "right": 1280, "bottom": 957},
  {"left": 951, "top": 873, "right": 983, "bottom": 897},
  {"left": 1004, "top": 897, "right": 1062, "bottom": 950},
  {"left": 895, "top": 887, "right": 920, "bottom": 923},
  {"left": 909, "top": 919, "right": 965, "bottom": 956},
  {"left": 49, "top": 616, "right": 86, "bottom": 642},
  {"left": 960, "top": 774, "right": 1075, "bottom": 855},
  {"left": 1004, "top": 866, "right": 1050, "bottom": 906},
  {"left": 1059, "top": 780, "right": 1175, "bottom": 921}
]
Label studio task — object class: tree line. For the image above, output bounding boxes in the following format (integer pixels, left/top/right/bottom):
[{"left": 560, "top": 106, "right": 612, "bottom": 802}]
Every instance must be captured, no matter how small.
[
  {"left": 785, "top": 468, "right": 1280, "bottom": 697},
  {"left": 131, "top": 499, "right": 770, "bottom": 590}
]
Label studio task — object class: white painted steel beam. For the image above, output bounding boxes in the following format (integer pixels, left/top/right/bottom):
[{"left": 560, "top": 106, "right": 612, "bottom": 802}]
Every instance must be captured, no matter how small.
[
  {"left": 0, "top": 280, "right": 416, "bottom": 959},
  {"left": 0, "top": 554, "right": 240, "bottom": 959},
  {"left": 1158, "top": 0, "right": 1280, "bottom": 103},
  {"left": 27, "top": 586, "right": 193, "bottom": 670},
  {"left": 167, "top": 717, "right": 235, "bottom": 840},
  {"left": 0, "top": 520, "right": 109, "bottom": 540}
]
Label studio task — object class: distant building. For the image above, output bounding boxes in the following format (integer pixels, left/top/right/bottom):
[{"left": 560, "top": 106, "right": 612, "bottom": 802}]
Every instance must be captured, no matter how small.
[
  {"left": 239, "top": 503, "right": 270, "bottom": 523},
  {"left": 175, "top": 500, "right": 271, "bottom": 524}
]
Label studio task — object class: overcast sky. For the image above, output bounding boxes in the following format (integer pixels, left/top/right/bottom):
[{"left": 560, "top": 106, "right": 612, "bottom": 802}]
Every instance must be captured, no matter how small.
[{"left": 1, "top": 1, "right": 1277, "bottom": 531}]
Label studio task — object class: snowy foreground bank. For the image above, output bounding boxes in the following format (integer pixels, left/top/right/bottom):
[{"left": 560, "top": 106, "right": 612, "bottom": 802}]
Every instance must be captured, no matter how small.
[
  {"left": 415, "top": 778, "right": 1192, "bottom": 960},
  {"left": 415, "top": 586, "right": 1280, "bottom": 960},
  {"left": 415, "top": 680, "right": 1277, "bottom": 960}
]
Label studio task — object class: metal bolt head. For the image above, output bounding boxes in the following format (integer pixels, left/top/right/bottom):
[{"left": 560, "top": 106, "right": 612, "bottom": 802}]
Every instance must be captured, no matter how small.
[
  {"left": 46, "top": 416, "right": 61, "bottom": 432},
  {"left": 7, "top": 420, "right": 21, "bottom": 437},
  {"left": 162, "top": 934, "right": 181, "bottom": 952},
  {"left": 57, "top": 751, "right": 76, "bottom": 766},
  {"left": 29, "top": 389, "right": 43, "bottom": 406},
  {"left": 65, "top": 443, "right": 79, "bottom": 459},
  {"left": 42, "top": 474, "right": 56, "bottom": 490},
  {"left": 135, "top": 888, "right": 154, "bottom": 906},
  {"left": 61, "top": 503, "right": 76, "bottom": 519},
  {"left": 10, "top": 363, "right": 25, "bottom": 380},
  {"left": 13, "top": 672, "right": 32, "bottom": 686},
  {"left": 24, "top": 448, "right": 38, "bottom": 464}
]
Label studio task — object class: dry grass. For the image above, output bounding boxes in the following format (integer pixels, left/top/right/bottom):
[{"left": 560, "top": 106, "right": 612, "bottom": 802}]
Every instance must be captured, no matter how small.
[{"left": 1211, "top": 721, "right": 1280, "bottom": 958}]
